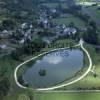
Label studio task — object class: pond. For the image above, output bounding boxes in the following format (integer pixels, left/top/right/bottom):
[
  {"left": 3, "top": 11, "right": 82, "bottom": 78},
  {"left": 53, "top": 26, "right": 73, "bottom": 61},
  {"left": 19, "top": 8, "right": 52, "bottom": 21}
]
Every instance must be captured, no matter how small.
[{"left": 22, "top": 49, "right": 84, "bottom": 88}]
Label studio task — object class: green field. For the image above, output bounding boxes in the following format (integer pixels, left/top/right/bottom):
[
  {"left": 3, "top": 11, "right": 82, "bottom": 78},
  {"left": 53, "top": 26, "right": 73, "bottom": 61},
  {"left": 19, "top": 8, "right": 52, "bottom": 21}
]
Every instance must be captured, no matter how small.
[
  {"left": 41, "top": 2, "right": 68, "bottom": 8},
  {"left": 1, "top": 39, "right": 100, "bottom": 100},
  {"left": 83, "top": 6, "right": 100, "bottom": 21},
  {"left": 35, "top": 92, "right": 100, "bottom": 100},
  {"left": 4, "top": 92, "right": 100, "bottom": 100},
  {"left": 42, "top": 3, "right": 59, "bottom": 8},
  {"left": 52, "top": 16, "right": 85, "bottom": 28}
]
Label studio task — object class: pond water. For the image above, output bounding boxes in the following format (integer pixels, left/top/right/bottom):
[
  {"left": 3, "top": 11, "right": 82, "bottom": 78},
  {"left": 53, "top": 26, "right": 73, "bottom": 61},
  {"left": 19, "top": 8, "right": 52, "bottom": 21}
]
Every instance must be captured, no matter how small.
[{"left": 22, "top": 49, "right": 84, "bottom": 88}]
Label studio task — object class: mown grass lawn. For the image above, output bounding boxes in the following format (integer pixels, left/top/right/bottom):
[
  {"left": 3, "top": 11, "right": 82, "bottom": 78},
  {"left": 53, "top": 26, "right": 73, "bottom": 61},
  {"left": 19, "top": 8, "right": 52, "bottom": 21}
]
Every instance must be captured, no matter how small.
[
  {"left": 51, "top": 16, "right": 85, "bottom": 28},
  {"left": 35, "top": 92, "right": 100, "bottom": 100},
  {"left": 41, "top": 2, "right": 68, "bottom": 9},
  {"left": 84, "top": 6, "right": 100, "bottom": 20},
  {"left": 4, "top": 92, "right": 100, "bottom": 100},
  {"left": 42, "top": 3, "right": 59, "bottom": 8}
]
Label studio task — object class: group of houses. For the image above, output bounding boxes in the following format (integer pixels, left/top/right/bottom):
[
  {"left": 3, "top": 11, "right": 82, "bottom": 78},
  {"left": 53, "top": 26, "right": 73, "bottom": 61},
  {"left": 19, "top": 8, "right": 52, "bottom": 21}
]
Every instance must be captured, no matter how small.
[
  {"left": 37, "top": 8, "right": 77, "bottom": 43},
  {"left": 0, "top": 7, "right": 78, "bottom": 55}
]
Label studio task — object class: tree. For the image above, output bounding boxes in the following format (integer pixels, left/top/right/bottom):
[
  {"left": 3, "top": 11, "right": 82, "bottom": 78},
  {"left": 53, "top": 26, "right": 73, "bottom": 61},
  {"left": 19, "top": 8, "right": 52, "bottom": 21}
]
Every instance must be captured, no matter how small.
[
  {"left": 95, "top": 47, "right": 100, "bottom": 53},
  {"left": 18, "top": 76, "right": 24, "bottom": 85},
  {"left": 68, "top": 21, "right": 75, "bottom": 27},
  {"left": 39, "top": 69, "right": 46, "bottom": 76},
  {"left": 24, "top": 38, "right": 46, "bottom": 55},
  {"left": 11, "top": 47, "right": 24, "bottom": 61},
  {"left": 83, "top": 26, "right": 98, "bottom": 44},
  {"left": 0, "top": 77, "right": 10, "bottom": 97},
  {"left": 93, "top": 73, "right": 97, "bottom": 78},
  {"left": 89, "top": 20, "right": 97, "bottom": 30},
  {"left": 31, "top": 38, "right": 46, "bottom": 52},
  {"left": 83, "top": 19, "right": 98, "bottom": 44},
  {"left": 38, "top": 31, "right": 56, "bottom": 37},
  {"left": 1, "top": 19, "right": 16, "bottom": 30}
]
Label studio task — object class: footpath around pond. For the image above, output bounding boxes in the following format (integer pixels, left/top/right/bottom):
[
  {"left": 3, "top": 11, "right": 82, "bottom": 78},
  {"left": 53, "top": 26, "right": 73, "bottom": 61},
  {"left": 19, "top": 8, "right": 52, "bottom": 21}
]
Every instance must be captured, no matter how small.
[{"left": 14, "top": 39, "right": 93, "bottom": 91}]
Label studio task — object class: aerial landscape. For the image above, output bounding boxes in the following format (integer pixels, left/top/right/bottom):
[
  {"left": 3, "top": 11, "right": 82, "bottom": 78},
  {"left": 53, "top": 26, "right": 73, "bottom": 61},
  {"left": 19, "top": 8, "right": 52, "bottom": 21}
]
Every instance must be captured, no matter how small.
[{"left": 0, "top": 0, "right": 100, "bottom": 100}]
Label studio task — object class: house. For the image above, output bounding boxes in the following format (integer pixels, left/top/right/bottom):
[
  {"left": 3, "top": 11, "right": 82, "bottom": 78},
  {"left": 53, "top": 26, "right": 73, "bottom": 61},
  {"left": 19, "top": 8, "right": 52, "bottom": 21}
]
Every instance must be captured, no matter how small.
[
  {"left": 43, "top": 19, "right": 48, "bottom": 24},
  {"left": 0, "top": 44, "right": 7, "bottom": 49},
  {"left": 62, "top": 24, "right": 66, "bottom": 29},
  {"left": 2, "top": 30, "right": 8, "bottom": 34},
  {"left": 19, "top": 38, "right": 25, "bottom": 44},
  {"left": 63, "top": 27, "right": 77, "bottom": 35},
  {"left": 70, "top": 28, "right": 77, "bottom": 35},
  {"left": 80, "top": 38, "right": 84, "bottom": 44},
  {"left": 30, "top": 24, "right": 33, "bottom": 29},
  {"left": 50, "top": 8, "right": 57, "bottom": 13},
  {"left": 21, "top": 23, "right": 28, "bottom": 29},
  {"left": 0, "top": 30, "right": 10, "bottom": 38}
]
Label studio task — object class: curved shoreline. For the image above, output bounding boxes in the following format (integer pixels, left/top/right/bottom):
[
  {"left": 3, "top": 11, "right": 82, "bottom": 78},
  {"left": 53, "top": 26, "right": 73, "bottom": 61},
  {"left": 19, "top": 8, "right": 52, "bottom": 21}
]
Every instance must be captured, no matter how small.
[{"left": 14, "top": 40, "right": 92, "bottom": 91}]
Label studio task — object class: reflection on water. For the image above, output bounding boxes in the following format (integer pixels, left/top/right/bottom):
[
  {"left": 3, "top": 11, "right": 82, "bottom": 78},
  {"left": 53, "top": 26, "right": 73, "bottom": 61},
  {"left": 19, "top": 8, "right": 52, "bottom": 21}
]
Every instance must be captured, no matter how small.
[{"left": 44, "top": 56, "right": 63, "bottom": 64}]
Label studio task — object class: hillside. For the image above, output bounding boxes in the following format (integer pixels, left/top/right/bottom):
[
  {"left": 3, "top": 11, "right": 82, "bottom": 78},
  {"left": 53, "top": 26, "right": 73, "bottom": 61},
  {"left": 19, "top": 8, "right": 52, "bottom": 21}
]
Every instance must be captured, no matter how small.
[{"left": 0, "top": 0, "right": 35, "bottom": 9}]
